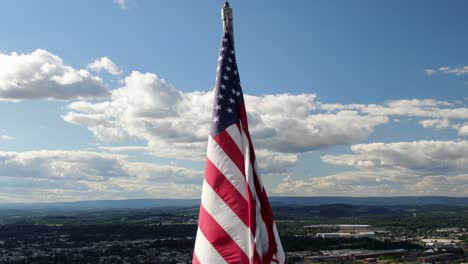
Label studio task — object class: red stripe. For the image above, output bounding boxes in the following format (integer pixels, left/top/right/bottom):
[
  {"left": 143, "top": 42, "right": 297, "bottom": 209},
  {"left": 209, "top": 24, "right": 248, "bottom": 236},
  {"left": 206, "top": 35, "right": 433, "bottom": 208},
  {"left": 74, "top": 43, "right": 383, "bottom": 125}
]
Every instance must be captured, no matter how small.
[
  {"left": 205, "top": 159, "right": 249, "bottom": 226},
  {"left": 213, "top": 130, "right": 245, "bottom": 176},
  {"left": 192, "top": 252, "right": 201, "bottom": 264},
  {"left": 198, "top": 205, "right": 250, "bottom": 263},
  {"left": 239, "top": 103, "right": 279, "bottom": 262}
]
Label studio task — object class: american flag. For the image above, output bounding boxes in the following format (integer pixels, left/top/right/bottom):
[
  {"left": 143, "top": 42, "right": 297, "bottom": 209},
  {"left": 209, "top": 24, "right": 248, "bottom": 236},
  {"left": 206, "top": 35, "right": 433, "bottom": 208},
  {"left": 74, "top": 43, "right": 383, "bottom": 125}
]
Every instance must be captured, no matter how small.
[{"left": 192, "top": 23, "right": 285, "bottom": 264}]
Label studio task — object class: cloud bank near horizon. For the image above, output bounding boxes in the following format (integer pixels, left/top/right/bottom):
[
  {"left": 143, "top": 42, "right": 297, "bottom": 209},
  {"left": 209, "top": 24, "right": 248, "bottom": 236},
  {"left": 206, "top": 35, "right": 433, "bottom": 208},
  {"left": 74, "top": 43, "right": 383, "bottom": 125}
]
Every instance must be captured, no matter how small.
[{"left": 0, "top": 49, "right": 467, "bottom": 201}]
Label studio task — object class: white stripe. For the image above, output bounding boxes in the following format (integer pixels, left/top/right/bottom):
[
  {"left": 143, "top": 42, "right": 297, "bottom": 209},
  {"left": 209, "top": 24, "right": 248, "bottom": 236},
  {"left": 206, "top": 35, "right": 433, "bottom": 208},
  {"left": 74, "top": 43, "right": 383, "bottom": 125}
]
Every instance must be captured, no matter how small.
[
  {"left": 225, "top": 124, "right": 244, "bottom": 155},
  {"left": 238, "top": 126, "right": 265, "bottom": 258},
  {"left": 239, "top": 124, "right": 257, "bottom": 198},
  {"left": 201, "top": 180, "right": 253, "bottom": 259},
  {"left": 255, "top": 203, "right": 270, "bottom": 256},
  {"left": 194, "top": 227, "right": 227, "bottom": 264},
  {"left": 207, "top": 135, "right": 247, "bottom": 200},
  {"left": 239, "top": 125, "right": 273, "bottom": 258},
  {"left": 238, "top": 122, "right": 264, "bottom": 192},
  {"left": 205, "top": 129, "right": 264, "bottom": 262}
]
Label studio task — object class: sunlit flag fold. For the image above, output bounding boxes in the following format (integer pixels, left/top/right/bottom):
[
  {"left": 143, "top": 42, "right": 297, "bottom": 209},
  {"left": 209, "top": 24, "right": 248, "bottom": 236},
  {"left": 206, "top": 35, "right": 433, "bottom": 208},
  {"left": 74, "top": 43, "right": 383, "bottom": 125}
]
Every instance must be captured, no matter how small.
[{"left": 192, "top": 23, "right": 285, "bottom": 264}]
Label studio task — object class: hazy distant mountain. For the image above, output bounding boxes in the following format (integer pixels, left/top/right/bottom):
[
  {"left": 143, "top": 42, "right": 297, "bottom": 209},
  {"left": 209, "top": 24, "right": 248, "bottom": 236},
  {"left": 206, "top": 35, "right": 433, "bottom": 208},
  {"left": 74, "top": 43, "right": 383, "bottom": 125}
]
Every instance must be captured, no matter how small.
[
  {"left": 0, "top": 199, "right": 200, "bottom": 210},
  {"left": 268, "top": 196, "right": 468, "bottom": 206},
  {"left": 0, "top": 196, "right": 466, "bottom": 210}
]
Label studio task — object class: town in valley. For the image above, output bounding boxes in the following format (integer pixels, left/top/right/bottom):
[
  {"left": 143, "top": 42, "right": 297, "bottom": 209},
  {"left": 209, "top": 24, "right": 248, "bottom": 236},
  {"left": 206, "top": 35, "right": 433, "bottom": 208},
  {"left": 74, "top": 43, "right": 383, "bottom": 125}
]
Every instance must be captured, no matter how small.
[{"left": 0, "top": 197, "right": 466, "bottom": 263}]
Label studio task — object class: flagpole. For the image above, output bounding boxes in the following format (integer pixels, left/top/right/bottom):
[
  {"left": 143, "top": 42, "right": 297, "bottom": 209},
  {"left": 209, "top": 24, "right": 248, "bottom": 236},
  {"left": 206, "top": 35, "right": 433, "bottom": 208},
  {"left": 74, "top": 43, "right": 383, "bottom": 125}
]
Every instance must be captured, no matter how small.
[{"left": 221, "top": 1, "right": 234, "bottom": 49}]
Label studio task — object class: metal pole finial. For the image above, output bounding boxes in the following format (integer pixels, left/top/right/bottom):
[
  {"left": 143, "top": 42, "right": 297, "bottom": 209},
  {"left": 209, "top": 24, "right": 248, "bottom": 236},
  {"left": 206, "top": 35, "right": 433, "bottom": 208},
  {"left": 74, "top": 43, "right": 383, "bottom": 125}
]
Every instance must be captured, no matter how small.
[
  {"left": 221, "top": 2, "right": 233, "bottom": 22},
  {"left": 221, "top": 1, "right": 234, "bottom": 48}
]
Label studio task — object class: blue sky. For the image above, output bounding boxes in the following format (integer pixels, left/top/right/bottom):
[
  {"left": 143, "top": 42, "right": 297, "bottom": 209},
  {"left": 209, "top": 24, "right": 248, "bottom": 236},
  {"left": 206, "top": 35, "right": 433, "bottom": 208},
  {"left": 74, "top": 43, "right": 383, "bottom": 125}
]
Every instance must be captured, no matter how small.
[{"left": 0, "top": 0, "right": 467, "bottom": 202}]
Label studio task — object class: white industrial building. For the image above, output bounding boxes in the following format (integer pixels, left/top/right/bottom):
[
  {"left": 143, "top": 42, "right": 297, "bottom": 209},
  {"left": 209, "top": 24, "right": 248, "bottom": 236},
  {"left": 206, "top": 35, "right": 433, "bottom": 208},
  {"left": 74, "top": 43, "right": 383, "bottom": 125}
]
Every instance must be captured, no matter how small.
[{"left": 316, "top": 232, "right": 376, "bottom": 239}]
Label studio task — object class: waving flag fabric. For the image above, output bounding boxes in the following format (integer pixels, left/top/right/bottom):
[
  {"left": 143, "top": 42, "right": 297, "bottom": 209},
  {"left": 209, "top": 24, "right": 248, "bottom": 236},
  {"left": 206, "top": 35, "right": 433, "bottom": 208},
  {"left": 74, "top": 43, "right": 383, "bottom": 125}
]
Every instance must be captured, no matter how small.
[{"left": 192, "top": 23, "right": 285, "bottom": 264}]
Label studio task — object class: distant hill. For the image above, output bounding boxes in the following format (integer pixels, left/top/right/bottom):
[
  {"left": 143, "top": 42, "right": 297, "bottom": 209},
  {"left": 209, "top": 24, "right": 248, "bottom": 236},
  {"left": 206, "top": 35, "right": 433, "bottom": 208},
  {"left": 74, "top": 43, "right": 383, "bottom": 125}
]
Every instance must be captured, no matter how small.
[
  {"left": 0, "top": 199, "right": 200, "bottom": 211},
  {"left": 0, "top": 196, "right": 466, "bottom": 210},
  {"left": 268, "top": 196, "right": 468, "bottom": 206}
]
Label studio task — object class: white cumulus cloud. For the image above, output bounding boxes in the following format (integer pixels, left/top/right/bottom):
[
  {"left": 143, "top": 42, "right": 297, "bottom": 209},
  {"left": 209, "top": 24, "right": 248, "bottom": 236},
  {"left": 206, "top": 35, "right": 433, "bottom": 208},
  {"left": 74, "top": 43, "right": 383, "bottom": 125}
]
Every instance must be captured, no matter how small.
[
  {"left": 321, "top": 140, "right": 468, "bottom": 175},
  {"left": 321, "top": 99, "right": 468, "bottom": 136},
  {"left": 269, "top": 140, "right": 468, "bottom": 197},
  {"left": 0, "top": 135, "right": 13, "bottom": 141},
  {"left": 457, "top": 123, "right": 468, "bottom": 136},
  {"left": 63, "top": 71, "right": 389, "bottom": 168},
  {"left": 0, "top": 150, "right": 203, "bottom": 202},
  {"left": 273, "top": 171, "right": 468, "bottom": 197},
  {"left": 87, "top": 57, "right": 122, "bottom": 76},
  {"left": 424, "top": 66, "right": 468, "bottom": 76},
  {"left": 419, "top": 119, "right": 451, "bottom": 130},
  {"left": 113, "top": 0, "right": 127, "bottom": 9},
  {"left": 424, "top": 69, "right": 436, "bottom": 76},
  {"left": 0, "top": 49, "right": 109, "bottom": 100}
]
